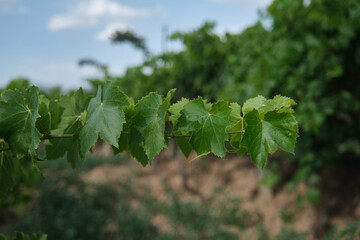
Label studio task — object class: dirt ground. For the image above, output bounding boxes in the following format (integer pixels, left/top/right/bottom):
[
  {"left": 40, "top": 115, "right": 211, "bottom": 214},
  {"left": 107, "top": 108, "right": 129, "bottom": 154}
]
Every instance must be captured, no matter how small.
[{"left": 82, "top": 145, "right": 360, "bottom": 239}]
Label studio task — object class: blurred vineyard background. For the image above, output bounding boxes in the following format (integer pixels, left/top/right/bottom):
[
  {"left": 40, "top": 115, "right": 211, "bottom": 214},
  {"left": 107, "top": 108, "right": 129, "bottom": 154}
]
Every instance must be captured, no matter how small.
[{"left": 1, "top": 0, "right": 360, "bottom": 239}]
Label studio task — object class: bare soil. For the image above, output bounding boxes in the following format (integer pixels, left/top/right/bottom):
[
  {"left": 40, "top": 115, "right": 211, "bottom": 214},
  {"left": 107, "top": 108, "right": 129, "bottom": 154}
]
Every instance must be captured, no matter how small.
[{"left": 82, "top": 146, "right": 360, "bottom": 239}]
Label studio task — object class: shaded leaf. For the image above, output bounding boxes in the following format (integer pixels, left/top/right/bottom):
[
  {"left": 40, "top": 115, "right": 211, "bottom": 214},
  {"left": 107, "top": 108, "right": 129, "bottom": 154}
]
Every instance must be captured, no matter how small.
[
  {"left": 45, "top": 88, "right": 88, "bottom": 168},
  {"left": 0, "top": 151, "right": 19, "bottom": 198},
  {"left": 131, "top": 90, "right": 174, "bottom": 163}
]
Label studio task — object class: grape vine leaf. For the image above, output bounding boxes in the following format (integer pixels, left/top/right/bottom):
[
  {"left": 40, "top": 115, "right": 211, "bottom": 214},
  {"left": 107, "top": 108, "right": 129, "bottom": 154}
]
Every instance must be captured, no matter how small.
[
  {"left": 131, "top": 90, "right": 175, "bottom": 163},
  {"left": 0, "top": 87, "right": 40, "bottom": 158},
  {"left": 261, "top": 95, "right": 296, "bottom": 113},
  {"left": 169, "top": 98, "right": 190, "bottom": 126},
  {"left": 0, "top": 151, "right": 19, "bottom": 198},
  {"left": 114, "top": 105, "right": 150, "bottom": 166},
  {"left": 37, "top": 95, "right": 61, "bottom": 135},
  {"left": 175, "top": 137, "right": 192, "bottom": 158},
  {"left": 168, "top": 98, "right": 192, "bottom": 158},
  {"left": 226, "top": 102, "right": 246, "bottom": 156},
  {"left": 176, "top": 98, "right": 231, "bottom": 158},
  {"left": 79, "top": 82, "right": 129, "bottom": 159},
  {"left": 45, "top": 88, "right": 87, "bottom": 168},
  {"left": 242, "top": 95, "right": 267, "bottom": 115},
  {"left": 12, "top": 231, "right": 47, "bottom": 240},
  {"left": 242, "top": 110, "right": 299, "bottom": 169},
  {"left": 243, "top": 95, "right": 296, "bottom": 116}
]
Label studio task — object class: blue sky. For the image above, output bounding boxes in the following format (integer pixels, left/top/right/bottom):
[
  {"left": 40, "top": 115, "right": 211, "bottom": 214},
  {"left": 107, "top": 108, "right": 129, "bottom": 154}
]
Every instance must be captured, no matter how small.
[{"left": 0, "top": 0, "right": 271, "bottom": 90}]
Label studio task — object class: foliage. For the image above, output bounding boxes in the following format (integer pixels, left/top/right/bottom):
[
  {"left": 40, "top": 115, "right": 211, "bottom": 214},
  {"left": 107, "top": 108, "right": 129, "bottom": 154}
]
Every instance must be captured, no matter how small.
[
  {"left": 5, "top": 167, "right": 168, "bottom": 240},
  {"left": 0, "top": 82, "right": 298, "bottom": 198},
  {"left": 1, "top": 161, "right": 252, "bottom": 240},
  {"left": 87, "top": 0, "right": 360, "bottom": 191},
  {"left": 113, "top": 22, "right": 227, "bottom": 101},
  {"left": 2, "top": 153, "right": 360, "bottom": 240},
  {"left": 322, "top": 220, "right": 360, "bottom": 240},
  {"left": 0, "top": 232, "right": 47, "bottom": 240},
  {"left": 3, "top": 78, "right": 30, "bottom": 92},
  {"left": 110, "top": 29, "right": 149, "bottom": 56},
  {"left": 240, "top": 0, "right": 360, "bottom": 183},
  {"left": 153, "top": 188, "right": 258, "bottom": 240}
]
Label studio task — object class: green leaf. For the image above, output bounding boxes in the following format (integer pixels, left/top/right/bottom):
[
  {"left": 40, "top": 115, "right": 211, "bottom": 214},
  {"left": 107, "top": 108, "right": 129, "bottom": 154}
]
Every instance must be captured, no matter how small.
[
  {"left": 169, "top": 98, "right": 190, "bottom": 126},
  {"left": 177, "top": 98, "right": 231, "bottom": 158},
  {"left": 37, "top": 95, "right": 61, "bottom": 135},
  {"left": 0, "top": 87, "right": 40, "bottom": 158},
  {"left": 242, "top": 110, "right": 299, "bottom": 169},
  {"left": 45, "top": 88, "right": 87, "bottom": 168},
  {"left": 14, "top": 232, "right": 29, "bottom": 240},
  {"left": 169, "top": 98, "right": 193, "bottom": 157},
  {"left": 116, "top": 92, "right": 176, "bottom": 166},
  {"left": 0, "top": 151, "right": 19, "bottom": 198},
  {"left": 31, "top": 233, "right": 47, "bottom": 240},
  {"left": 114, "top": 105, "right": 151, "bottom": 166},
  {"left": 79, "top": 82, "right": 129, "bottom": 159},
  {"left": 227, "top": 102, "right": 243, "bottom": 146},
  {"left": 37, "top": 95, "right": 49, "bottom": 134},
  {"left": 226, "top": 102, "right": 246, "bottom": 156},
  {"left": 176, "top": 137, "right": 192, "bottom": 158},
  {"left": 242, "top": 95, "right": 296, "bottom": 116},
  {"left": 131, "top": 91, "right": 173, "bottom": 163},
  {"left": 0, "top": 233, "right": 8, "bottom": 240},
  {"left": 128, "top": 143, "right": 150, "bottom": 167},
  {"left": 258, "top": 95, "right": 296, "bottom": 114},
  {"left": 12, "top": 231, "right": 47, "bottom": 240},
  {"left": 242, "top": 95, "right": 266, "bottom": 115}
]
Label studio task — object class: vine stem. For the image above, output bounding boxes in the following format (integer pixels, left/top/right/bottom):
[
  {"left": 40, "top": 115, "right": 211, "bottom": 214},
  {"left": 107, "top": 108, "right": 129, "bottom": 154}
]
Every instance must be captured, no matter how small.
[
  {"left": 227, "top": 130, "right": 245, "bottom": 135},
  {"left": 0, "top": 127, "right": 244, "bottom": 152},
  {"left": 36, "top": 119, "right": 48, "bottom": 135},
  {"left": 40, "top": 134, "right": 74, "bottom": 140},
  {"left": 166, "top": 111, "right": 175, "bottom": 137},
  {"left": 48, "top": 112, "right": 52, "bottom": 134}
]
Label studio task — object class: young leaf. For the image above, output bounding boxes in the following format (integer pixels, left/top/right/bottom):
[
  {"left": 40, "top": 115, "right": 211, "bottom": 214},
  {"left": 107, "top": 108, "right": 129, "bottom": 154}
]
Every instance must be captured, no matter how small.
[
  {"left": 168, "top": 98, "right": 190, "bottom": 126},
  {"left": 242, "top": 95, "right": 296, "bottom": 116},
  {"left": 242, "top": 95, "right": 266, "bottom": 115},
  {"left": 257, "top": 95, "right": 296, "bottom": 114}
]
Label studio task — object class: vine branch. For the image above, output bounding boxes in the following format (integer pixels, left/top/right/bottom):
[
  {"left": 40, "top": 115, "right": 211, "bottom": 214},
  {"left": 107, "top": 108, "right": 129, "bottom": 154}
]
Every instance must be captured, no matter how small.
[
  {"left": 0, "top": 129, "right": 244, "bottom": 153},
  {"left": 40, "top": 134, "right": 74, "bottom": 140},
  {"left": 36, "top": 119, "right": 48, "bottom": 135}
]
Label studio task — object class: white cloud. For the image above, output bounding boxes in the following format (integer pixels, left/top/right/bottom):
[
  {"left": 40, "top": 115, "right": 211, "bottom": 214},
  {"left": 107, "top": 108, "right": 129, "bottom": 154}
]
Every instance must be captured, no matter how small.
[
  {"left": 95, "top": 22, "right": 127, "bottom": 41},
  {"left": 48, "top": 0, "right": 152, "bottom": 31}
]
